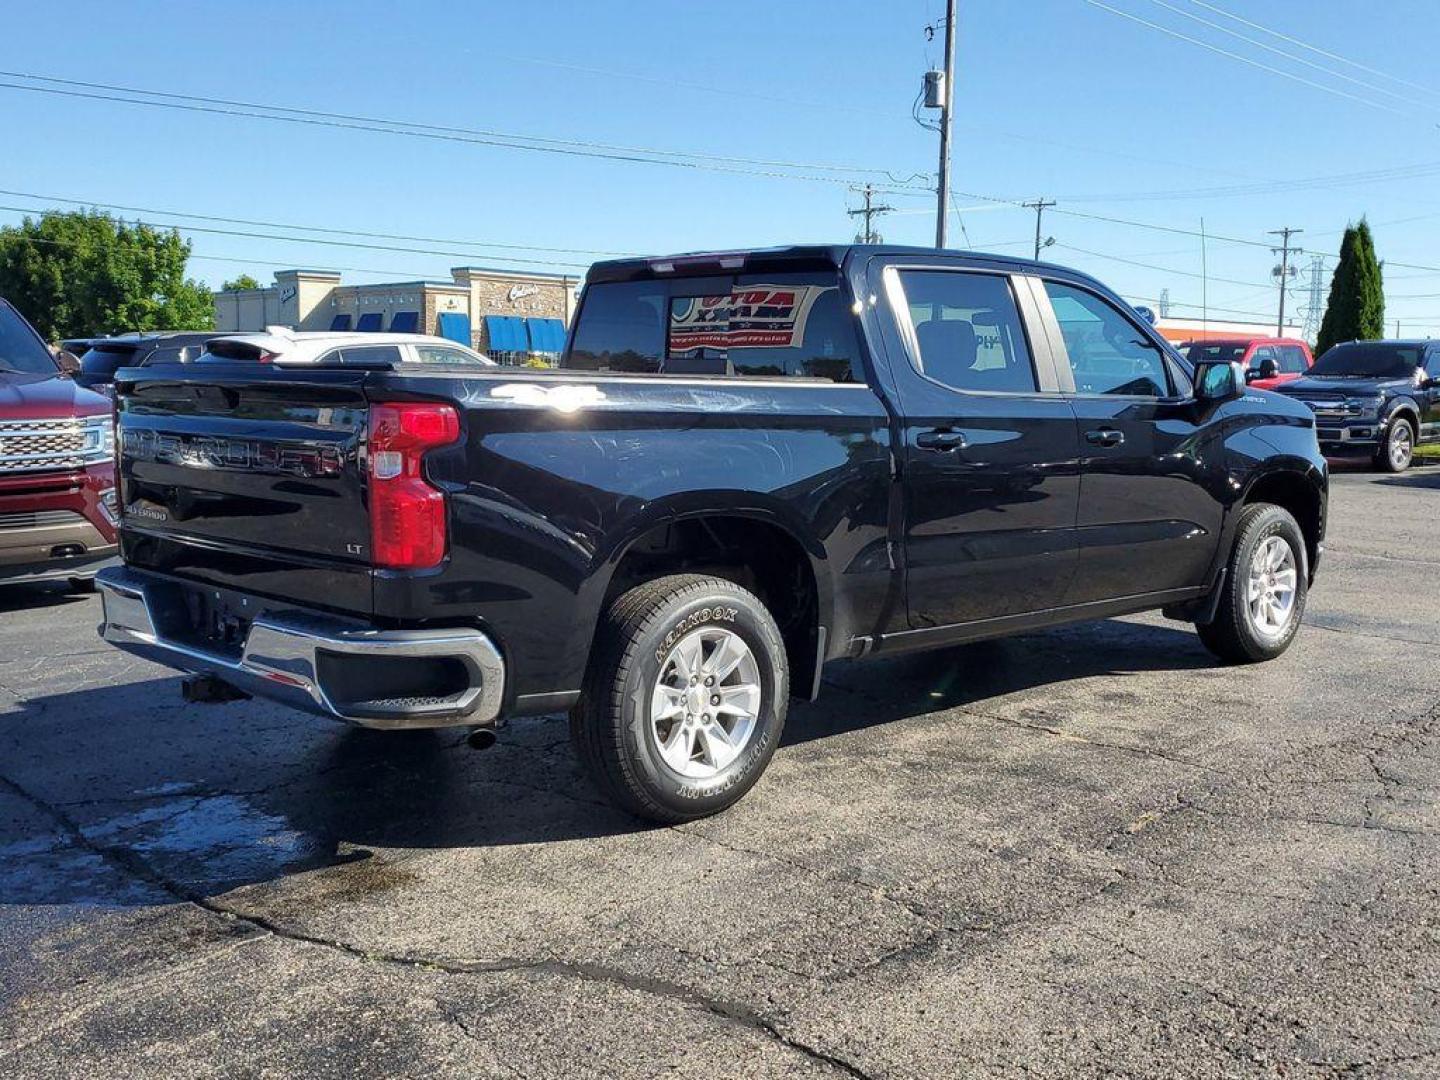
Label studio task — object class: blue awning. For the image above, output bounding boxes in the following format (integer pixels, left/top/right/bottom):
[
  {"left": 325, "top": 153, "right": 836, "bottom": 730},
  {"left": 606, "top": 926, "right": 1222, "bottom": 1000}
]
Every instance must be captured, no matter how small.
[
  {"left": 329, "top": 313, "right": 352, "bottom": 331},
  {"left": 437, "top": 312, "right": 471, "bottom": 346},
  {"left": 356, "top": 312, "right": 383, "bottom": 332},
  {"left": 484, "top": 314, "right": 527, "bottom": 352},
  {"left": 389, "top": 311, "right": 419, "bottom": 333},
  {"left": 526, "top": 317, "right": 566, "bottom": 354}
]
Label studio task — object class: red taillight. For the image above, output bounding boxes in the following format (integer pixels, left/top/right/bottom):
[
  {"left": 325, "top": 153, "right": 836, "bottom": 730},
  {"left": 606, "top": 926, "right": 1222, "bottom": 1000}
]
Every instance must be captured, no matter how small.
[{"left": 368, "top": 402, "right": 460, "bottom": 570}]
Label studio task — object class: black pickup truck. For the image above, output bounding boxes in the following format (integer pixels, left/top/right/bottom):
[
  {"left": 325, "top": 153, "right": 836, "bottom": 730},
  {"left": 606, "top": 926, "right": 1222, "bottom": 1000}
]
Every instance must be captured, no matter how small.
[
  {"left": 1272, "top": 339, "right": 1440, "bottom": 472},
  {"left": 96, "top": 245, "right": 1327, "bottom": 821}
]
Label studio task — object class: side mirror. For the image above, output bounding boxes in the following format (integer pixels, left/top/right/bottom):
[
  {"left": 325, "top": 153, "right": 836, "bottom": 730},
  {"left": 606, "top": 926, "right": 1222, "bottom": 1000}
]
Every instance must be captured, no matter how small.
[
  {"left": 1194, "top": 359, "right": 1244, "bottom": 402},
  {"left": 54, "top": 349, "right": 81, "bottom": 375},
  {"left": 1258, "top": 357, "right": 1279, "bottom": 379}
]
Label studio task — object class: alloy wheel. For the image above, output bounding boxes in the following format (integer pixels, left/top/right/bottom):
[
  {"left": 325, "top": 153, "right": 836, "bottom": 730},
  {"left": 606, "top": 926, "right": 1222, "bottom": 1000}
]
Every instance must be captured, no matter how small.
[
  {"left": 1246, "top": 535, "right": 1298, "bottom": 638},
  {"left": 650, "top": 627, "right": 762, "bottom": 779}
]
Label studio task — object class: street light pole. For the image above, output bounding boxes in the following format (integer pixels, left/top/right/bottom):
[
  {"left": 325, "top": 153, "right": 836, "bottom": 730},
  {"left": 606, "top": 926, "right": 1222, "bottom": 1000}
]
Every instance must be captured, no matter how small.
[{"left": 934, "top": 0, "right": 956, "bottom": 249}]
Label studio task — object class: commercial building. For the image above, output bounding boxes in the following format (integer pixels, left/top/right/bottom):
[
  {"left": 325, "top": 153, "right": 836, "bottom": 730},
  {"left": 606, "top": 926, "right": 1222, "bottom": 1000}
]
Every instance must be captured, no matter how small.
[
  {"left": 1153, "top": 315, "right": 1304, "bottom": 346},
  {"left": 213, "top": 266, "right": 580, "bottom": 361}
]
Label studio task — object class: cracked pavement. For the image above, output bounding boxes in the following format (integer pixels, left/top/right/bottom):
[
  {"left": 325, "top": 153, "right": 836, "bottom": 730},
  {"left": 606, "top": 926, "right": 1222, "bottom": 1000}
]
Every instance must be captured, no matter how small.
[{"left": 2, "top": 466, "right": 1439, "bottom": 1078}]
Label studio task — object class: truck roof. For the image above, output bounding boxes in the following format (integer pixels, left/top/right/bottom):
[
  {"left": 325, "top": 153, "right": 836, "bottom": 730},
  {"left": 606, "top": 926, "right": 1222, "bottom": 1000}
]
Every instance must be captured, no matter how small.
[{"left": 584, "top": 244, "right": 1079, "bottom": 284}]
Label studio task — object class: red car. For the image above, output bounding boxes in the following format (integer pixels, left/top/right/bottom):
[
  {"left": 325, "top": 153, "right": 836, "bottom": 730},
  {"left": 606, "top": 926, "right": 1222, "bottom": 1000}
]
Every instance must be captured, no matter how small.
[
  {"left": 0, "top": 298, "right": 118, "bottom": 590},
  {"left": 1183, "top": 337, "right": 1313, "bottom": 390}
]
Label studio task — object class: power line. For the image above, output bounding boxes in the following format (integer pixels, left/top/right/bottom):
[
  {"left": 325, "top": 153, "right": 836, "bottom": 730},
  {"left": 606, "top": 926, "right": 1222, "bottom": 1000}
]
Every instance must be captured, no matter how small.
[
  {"left": 0, "top": 201, "right": 593, "bottom": 269},
  {"left": 1081, "top": 0, "right": 1410, "bottom": 116},
  {"left": 1050, "top": 241, "right": 1273, "bottom": 289},
  {"left": 1183, "top": 0, "right": 1440, "bottom": 104},
  {"left": 0, "top": 187, "right": 634, "bottom": 258},
  {"left": 0, "top": 73, "right": 934, "bottom": 191},
  {"left": 1144, "top": 0, "right": 1440, "bottom": 113}
]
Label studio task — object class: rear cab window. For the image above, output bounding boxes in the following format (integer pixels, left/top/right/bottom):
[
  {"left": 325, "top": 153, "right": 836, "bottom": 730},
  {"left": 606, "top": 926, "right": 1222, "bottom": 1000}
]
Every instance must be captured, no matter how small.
[
  {"left": 566, "top": 272, "right": 863, "bottom": 382},
  {"left": 80, "top": 344, "right": 141, "bottom": 379}
]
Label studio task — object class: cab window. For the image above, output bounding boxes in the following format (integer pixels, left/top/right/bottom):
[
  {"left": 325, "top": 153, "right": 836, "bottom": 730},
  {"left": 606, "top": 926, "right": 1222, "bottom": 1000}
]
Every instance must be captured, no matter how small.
[
  {"left": 1044, "top": 282, "right": 1171, "bottom": 397},
  {"left": 665, "top": 273, "right": 861, "bottom": 382},
  {"left": 893, "top": 270, "right": 1037, "bottom": 393}
]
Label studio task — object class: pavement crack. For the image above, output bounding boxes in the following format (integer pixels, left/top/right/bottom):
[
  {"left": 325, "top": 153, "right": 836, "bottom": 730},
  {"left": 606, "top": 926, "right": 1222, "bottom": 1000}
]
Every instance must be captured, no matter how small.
[
  {"left": 956, "top": 705, "right": 1224, "bottom": 775},
  {"left": 0, "top": 770, "right": 871, "bottom": 1079},
  {"left": 672, "top": 824, "right": 941, "bottom": 931}
]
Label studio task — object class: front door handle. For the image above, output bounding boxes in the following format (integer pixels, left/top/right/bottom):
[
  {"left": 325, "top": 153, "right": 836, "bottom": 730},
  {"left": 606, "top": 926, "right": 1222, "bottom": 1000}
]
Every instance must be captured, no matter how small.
[
  {"left": 1084, "top": 427, "right": 1125, "bottom": 448},
  {"left": 916, "top": 428, "right": 967, "bottom": 452}
]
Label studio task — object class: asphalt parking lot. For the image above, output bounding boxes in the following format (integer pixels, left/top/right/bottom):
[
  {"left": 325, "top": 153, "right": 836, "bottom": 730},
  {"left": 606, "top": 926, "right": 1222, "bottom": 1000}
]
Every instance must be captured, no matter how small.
[{"left": 2, "top": 465, "right": 1438, "bottom": 1078}]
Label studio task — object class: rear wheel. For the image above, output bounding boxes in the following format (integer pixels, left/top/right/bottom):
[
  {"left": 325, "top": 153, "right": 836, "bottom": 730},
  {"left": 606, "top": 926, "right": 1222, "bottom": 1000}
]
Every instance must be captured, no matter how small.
[
  {"left": 1374, "top": 416, "right": 1414, "bottom": 473},
  {"left": 571, "top": 574, "right": 788, "bottom": 823},
  {"left": 1196, "top": 503, "right": 1307, "bottom": 664}
]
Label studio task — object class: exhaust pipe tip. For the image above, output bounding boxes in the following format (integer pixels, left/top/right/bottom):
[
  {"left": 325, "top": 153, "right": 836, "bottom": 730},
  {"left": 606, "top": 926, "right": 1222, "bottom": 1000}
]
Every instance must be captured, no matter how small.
[{"left": 466, "top": 728, "right": 498, "bottom": 751}]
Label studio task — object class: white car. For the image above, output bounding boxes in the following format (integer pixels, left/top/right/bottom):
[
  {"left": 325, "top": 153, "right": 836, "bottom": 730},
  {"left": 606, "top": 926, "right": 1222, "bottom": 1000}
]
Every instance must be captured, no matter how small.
[{"left": 201, "top": 328, "right": 496, "bottom": 368}]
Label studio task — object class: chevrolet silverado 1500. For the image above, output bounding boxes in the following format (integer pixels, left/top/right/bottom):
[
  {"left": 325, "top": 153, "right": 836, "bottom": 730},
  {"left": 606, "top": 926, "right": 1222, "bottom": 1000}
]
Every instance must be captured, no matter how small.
[{"left": 95, "top": 246, "right": 1327, "bottom": 821}]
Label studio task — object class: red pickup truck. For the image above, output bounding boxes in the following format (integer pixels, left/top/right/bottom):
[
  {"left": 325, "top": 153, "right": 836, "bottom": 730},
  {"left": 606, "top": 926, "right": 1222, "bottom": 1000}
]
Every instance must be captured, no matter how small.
[
  {"left": 0, "top": 298, "right": 118, "bottom": 590},
  {"left": 1183, "top": 337, "right": 1313, "bottom": 390}
]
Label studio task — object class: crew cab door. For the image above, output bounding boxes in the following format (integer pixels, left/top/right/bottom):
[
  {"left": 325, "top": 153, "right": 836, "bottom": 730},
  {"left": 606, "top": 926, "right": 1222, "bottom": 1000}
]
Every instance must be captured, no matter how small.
[
  {"left": 870, "top": 261, "right": 1081, "bottom": 628},
  {"left": 1035, "top": 279, "right": 1223, "bottom": 603}
]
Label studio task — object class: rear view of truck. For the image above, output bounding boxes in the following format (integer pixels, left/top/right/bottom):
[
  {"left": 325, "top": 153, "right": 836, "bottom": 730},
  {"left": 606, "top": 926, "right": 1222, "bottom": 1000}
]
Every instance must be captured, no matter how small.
[{"left": 98, "top": 364, "right": 504, "bottom": 729}]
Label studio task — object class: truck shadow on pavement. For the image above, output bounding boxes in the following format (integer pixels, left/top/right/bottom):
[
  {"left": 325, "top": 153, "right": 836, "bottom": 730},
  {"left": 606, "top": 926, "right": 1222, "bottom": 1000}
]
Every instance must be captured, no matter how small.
[
  {"left": 0, "top": 581, "right": 95, "bottom": 615},
  {"left": 2, "top": 618, "right": 1213, "bottom": 910},
  {"left": 1373, "top": 468, "right": 1440, "bottom": 491}
]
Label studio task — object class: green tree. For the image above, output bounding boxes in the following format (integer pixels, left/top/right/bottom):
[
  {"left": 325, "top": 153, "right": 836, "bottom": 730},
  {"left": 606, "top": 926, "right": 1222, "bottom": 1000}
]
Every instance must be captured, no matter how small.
[
  {"left": 1315, "top": 218, "right": 1384, "bottom": 357},
  {"left": 220, "top": 273, "right": 262, "bottom": 291},
  {"left": 0, "top": 210, "right": 214, "bottom": 339}
]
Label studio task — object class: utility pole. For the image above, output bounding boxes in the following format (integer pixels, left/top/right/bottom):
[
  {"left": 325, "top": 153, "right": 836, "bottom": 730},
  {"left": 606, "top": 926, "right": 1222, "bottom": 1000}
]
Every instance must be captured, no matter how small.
[
  {"left": 1023, "top": 198, "right": 1056, "bottom": 260},
  {"left": 1270, "top": 226, "right": 1302, "bottom": 336},
  {"left": 847, "top": 184, "right": 894, "bottom": 244},
  {"left": 934, "top": 0, "right": 956, "bottom": 249}
]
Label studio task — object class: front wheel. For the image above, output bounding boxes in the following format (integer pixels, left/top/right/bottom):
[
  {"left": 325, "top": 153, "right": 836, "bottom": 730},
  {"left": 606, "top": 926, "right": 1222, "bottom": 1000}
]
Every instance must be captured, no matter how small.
[
  {"left": 1196, "top": 503, "right": 1307, "bottom": 664},
  {"left": 571, "top": 574, "right": 788, "bottom": 823},
  {"left": 1374, "top": 416, "right": 1414, "bottom": 473}
]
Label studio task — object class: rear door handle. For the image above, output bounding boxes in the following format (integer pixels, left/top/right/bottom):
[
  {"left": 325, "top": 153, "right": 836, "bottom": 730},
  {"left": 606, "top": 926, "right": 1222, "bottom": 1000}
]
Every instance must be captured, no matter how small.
[
  {"left": 1084, "top": 428, "right": 1125, "bottom": 447},
  {"left": 916, "top": 429, "right": 967, "bottom": 452}
]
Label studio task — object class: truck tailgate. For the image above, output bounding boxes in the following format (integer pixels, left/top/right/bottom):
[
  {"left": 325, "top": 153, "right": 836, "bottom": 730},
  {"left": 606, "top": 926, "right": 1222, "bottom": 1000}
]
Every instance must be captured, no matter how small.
[{"left": 116, "top": 367, "right": 374, "bottom": 615}]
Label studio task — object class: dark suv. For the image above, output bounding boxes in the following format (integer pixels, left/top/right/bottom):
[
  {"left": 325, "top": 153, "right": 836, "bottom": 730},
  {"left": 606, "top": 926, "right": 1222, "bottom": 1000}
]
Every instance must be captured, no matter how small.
[
  {"left": 1273, "top": 340, "right": 1440, "bottom": 471},
  {"left": 75, "top": 332, "right": 221, "bottom": 392}
]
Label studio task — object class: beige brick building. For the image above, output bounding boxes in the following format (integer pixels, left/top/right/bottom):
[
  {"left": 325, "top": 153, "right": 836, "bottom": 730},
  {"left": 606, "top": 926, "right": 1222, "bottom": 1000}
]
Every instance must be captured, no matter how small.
[{"left": 214, "top": 266, "right": 580, "bottom": 359}]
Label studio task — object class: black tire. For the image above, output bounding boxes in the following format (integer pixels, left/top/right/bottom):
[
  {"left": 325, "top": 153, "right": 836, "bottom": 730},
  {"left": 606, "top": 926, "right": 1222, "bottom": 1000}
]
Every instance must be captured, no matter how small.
[
  {"left": 571, "top": 574, "right": 788, "bottom": 823},
  {"left": 1196, "top": 503, "right": 1307, "bottom": 664},
  {"left": 1373, "top": 415, "right": 1414, "bottom": 473}
]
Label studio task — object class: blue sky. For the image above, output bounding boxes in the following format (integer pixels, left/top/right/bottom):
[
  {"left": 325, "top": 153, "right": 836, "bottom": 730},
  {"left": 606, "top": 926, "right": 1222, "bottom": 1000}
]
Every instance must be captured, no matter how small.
[{"left": 4, "top": 0, "right": 1440, "bottom": 334}]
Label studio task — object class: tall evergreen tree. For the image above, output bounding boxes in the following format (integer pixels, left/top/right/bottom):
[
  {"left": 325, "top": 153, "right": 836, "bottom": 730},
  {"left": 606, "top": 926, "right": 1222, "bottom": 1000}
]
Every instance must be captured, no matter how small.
[
  {"left": 1315, "top": 218, "right": 1384, "bottom": 357},
  {"left": 0, "top": 210, "right": 213, "bottom": 340}
]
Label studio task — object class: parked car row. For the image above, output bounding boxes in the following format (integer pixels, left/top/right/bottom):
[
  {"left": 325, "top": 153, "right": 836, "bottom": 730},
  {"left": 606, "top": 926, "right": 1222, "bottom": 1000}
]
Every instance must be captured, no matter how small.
[{"left": 1181, "top": 334, "right": 1438, "bottom": 470}]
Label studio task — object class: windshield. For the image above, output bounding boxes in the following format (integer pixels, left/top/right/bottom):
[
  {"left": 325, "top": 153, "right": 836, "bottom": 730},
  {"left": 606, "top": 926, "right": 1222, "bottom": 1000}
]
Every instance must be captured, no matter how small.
[
  {"left": 1185, "top": 342, "right": 1247, "bottom": 365},
  {"left": 1309, "top": 343, "right": 1422, "bottom": 379},
  {"left": 0, "top": 301, "right": 59, "bottom": 376}
]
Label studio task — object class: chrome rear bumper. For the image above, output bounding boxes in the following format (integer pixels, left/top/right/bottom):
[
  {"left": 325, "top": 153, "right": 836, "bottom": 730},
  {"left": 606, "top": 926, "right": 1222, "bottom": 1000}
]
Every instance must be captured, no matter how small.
[{"left": 96, "top": 566, "right": 505, "bottom": 729}]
